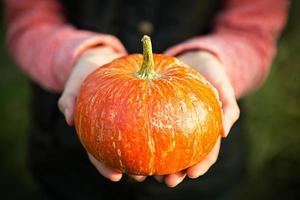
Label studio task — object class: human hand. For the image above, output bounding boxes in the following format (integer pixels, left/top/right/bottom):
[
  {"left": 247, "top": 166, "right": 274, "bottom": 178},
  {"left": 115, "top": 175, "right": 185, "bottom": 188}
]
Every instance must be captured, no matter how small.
[
  {"left": 58, "top": 46, "right": 146, "bottom": 182},
  {"left": 154, "top": 50, "right": 240, "bottom": 187},
  {"left": 58, "top": 46, "right": 124, "bottom": 125}
]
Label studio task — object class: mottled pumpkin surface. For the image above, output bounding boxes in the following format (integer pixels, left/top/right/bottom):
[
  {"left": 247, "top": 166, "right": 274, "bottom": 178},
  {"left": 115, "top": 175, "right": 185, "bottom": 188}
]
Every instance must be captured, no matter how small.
[{"left": 75, "top": 54, "right": 222, "bottom": 175}]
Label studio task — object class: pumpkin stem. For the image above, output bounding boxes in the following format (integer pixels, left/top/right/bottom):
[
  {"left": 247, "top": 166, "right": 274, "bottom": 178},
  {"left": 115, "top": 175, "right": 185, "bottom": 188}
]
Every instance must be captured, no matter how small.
[{"left": 136, "top": 35, "right": 157, "bottom": 80}]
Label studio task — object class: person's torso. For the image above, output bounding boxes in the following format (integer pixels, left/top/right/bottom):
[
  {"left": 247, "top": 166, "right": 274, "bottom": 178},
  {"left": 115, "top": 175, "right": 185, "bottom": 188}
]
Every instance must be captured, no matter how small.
[
  {"left": 29, "top": 2, "right": 247, "bottom": 198},
  {"left": 59, "top": 0, "right": 222, "bottom": 53}
]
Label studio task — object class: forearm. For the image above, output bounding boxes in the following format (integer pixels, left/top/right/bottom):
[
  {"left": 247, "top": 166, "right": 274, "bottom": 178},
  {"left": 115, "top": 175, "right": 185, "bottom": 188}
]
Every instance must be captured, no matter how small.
[
  {"left": 5, "top": 0, "right": 126, "bottom": 92},
  {"left": 166, "top": 0, "right": 289, "bottom": 98}
]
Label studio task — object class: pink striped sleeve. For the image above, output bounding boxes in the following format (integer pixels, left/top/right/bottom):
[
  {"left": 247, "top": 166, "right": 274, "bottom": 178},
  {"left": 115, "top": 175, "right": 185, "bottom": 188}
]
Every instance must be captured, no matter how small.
[
  {"left": 165, "top": 0, "right": 289, "bottom": 98},
  {"left": 5, "top": 0, "right": 127, "bottom": 92}
]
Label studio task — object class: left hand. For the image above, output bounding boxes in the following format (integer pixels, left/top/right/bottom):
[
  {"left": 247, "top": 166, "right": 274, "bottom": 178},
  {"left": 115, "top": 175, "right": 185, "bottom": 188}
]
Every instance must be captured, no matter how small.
[{"left": 154, "top": 50, "right": 240, "bottom": 187}]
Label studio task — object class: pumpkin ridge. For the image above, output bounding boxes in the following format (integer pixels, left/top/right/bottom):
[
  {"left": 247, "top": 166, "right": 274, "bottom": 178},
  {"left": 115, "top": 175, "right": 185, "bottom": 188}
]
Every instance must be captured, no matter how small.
[{"left": 74, "top": 36, "right": 223, "bottom": 175}]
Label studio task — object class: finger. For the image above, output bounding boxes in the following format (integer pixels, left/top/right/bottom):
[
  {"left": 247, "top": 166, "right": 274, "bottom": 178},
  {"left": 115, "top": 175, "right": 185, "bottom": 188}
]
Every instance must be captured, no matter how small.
[
  {"left": 164, "top": 171, "right": 186, "bottom": 188},
  {"left": 129, "top": 175, "right": 147, "bottom": 182},
  {"left": 58, "top": 67, "right": 86, "bottom": 125},
  {"left": 58, "top": 94, "right": 76, "bottom": 125},
  {"left": 213, "top": 78, "right": 239, "bottom": 137},
  {"left": 222, "top": 100, "right": 240, "bottom": 137},
  {"left": 88, "top": 154, "right": 122, "bottom": 182},
  {"left": 154, "top": 175, "right": 164, "bottom": 183},
  {"left": 187, "top": 137, "right": 221, "bottom": 179}
]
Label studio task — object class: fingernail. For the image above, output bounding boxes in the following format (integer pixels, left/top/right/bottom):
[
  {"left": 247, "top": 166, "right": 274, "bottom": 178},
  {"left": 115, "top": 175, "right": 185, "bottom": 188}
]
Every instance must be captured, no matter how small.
[
  {"left": 134, "top": 176, "right": 147, "bottom": 182},
  {"left": 109, "top": 174, "right": 122, "bottom": 182}
]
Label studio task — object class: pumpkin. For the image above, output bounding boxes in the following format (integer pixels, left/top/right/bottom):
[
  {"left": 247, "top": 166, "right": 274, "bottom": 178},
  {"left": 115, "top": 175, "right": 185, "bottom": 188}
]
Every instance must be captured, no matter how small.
[{"left": 74, "top": 36, "right": 222, "bottom": 175}]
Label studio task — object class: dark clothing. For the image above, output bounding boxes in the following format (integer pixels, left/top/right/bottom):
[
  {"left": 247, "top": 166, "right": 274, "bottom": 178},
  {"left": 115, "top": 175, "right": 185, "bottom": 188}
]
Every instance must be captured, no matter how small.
[
  {"left": 28, "top": 0, "right": 246, "bottom": 199},
  {"left": 61, "top": 0, "right": 222, "bottom": 53}
]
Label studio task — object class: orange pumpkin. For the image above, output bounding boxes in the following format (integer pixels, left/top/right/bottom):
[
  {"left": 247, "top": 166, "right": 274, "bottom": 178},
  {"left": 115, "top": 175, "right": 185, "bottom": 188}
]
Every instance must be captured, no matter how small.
[{"left": 74, "top": 36, "right": 222, "bottom": 175}]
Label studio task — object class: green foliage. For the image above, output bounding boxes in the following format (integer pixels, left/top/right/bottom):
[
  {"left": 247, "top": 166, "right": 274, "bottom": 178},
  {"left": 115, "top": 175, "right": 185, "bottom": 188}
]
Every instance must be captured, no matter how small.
[
  {"left": 0, "top": 12, "right": 40, "bottom": 199},
  {"left": 235, "top": 2, "right": 300, "bottom": 199}
]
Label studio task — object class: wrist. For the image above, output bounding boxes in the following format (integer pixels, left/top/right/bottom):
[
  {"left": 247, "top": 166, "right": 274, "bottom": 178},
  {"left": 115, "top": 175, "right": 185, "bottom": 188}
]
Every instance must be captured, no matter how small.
[
  {"left": 80, "top": 46, "right": 116, "bottom": 58},
  {"left": 76, "top": 45, "right": 122, "bottom": 67},
  {"left": 179, "top": 50, "right": 221, "bottom": 63}
]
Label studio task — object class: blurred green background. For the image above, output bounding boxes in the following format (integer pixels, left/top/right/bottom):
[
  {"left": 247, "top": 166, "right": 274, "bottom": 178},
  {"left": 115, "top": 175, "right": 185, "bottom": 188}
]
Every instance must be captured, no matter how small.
[{"left": 0, "top": 1, "right": 299, "bottom": 200}]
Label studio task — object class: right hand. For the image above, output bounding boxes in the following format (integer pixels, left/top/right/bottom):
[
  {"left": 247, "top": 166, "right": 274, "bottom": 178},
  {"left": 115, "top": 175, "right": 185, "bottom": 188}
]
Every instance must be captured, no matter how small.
[
  {"left": 58, "top": 46, "right": 124, "bottom": 126},
  {"left": 58, "top": 46, "right": 146, "bottom": 182}
]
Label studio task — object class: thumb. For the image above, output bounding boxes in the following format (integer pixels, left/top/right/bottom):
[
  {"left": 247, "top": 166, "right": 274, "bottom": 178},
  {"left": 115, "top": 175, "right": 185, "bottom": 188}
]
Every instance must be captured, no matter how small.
[
  {"left": 58, "top": 92, "right": 77, "bottom": 126},
  {"left": 58, "top": 57, "right": 93, "bottom": 125},
  {"left": 58, "top": 69, "right": 84, "bottom": 125}
]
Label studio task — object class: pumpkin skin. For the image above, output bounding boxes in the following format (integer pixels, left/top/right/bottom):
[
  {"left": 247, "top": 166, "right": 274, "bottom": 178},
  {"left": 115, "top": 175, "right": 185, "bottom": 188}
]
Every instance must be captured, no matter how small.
[{"left": 74, "top": 40, "right": 222, "bottom": 176}]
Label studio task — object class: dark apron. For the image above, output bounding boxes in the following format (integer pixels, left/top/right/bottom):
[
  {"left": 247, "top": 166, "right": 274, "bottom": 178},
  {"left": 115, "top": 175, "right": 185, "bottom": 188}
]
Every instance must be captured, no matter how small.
[{"left": 28, "top": 1, "right": 247, "bottom": 199}]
